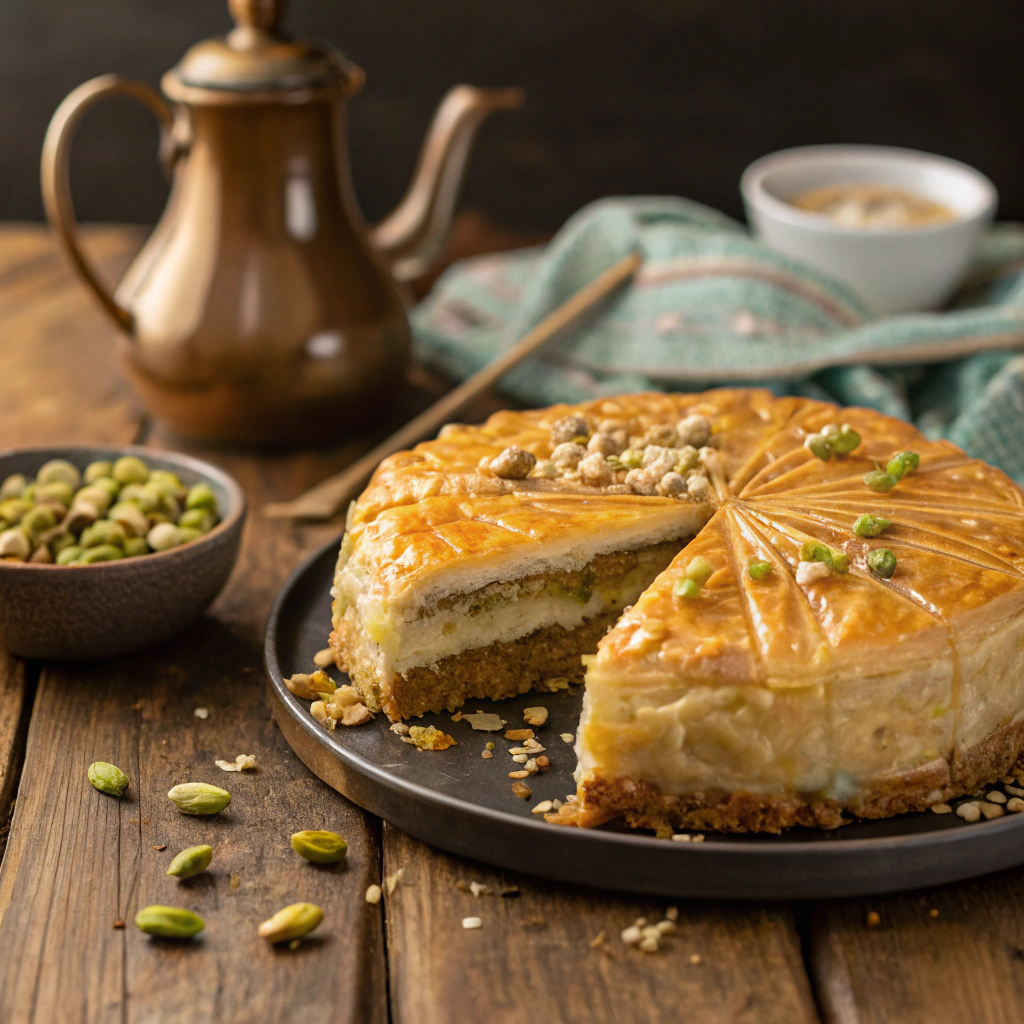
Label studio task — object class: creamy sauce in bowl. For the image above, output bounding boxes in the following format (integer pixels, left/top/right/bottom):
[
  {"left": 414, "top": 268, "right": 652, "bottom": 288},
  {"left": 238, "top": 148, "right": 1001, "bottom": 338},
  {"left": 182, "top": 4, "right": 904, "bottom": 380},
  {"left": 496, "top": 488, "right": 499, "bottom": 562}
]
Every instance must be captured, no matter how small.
[{"left": 790, "top": 184, "right": 958, "bottom": 230}]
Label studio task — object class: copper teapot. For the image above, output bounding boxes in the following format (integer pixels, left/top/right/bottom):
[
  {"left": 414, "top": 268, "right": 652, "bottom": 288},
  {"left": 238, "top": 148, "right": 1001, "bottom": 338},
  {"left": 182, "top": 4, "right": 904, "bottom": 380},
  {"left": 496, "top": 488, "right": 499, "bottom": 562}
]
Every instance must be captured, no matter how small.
[{"left": 41, "top": 0, "right": 521, "bottom": 445}]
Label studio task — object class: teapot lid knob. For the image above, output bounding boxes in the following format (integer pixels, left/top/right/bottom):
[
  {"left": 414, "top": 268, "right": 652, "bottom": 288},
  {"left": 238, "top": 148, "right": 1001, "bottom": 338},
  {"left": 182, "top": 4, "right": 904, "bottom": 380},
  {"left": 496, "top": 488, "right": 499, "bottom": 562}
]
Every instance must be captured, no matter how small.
[
  {"left": 228, "top": 0, "right": 284, "bottom": 31},
  {"left": 164, "top": 0, "right": 365, "bottom": 100}
]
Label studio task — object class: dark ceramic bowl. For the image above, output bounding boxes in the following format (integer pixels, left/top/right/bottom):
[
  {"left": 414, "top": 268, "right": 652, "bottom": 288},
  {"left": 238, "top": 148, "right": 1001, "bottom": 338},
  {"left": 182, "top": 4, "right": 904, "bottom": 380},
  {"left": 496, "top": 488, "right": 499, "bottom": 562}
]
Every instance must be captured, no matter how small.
[{"left": 0, "top": 445, "right": 246, "bottom": 660}]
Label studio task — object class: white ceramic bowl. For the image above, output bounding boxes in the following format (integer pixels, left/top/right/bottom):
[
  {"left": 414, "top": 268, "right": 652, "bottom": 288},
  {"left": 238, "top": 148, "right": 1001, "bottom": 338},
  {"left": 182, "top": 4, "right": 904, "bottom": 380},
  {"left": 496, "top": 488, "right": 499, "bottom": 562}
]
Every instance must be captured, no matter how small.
[{"left": 741, "top": 145, "right": 997, "bottom": 315}]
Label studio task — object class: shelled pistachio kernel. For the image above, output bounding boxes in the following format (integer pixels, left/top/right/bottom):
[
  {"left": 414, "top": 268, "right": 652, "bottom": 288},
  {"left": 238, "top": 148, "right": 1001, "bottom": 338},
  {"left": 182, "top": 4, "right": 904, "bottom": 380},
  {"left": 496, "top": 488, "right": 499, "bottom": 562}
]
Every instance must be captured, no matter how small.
[
  {"left": 147, "top": 522, "right": 182, "bottom": 552},
  {"left": 748, "top": 558, "right": 772, "bottom": 580},
  {"left": 853, "top": 514, "right": 892, "bottom": 538},
  {"left": 0, "top": 529, "right": 30, "bottom": 561},
  {"left": 83, "top": 460, "right": 113, "bottom": 484},
  {"left": 56, "top": 545, "right": 83, "bottom": 565},
  {"left": 166, "top": 844, "right": 213, "bottom": 879},
  {"left": 20, "top": 505, "right": 57, "bottom": 539},
  {"left": 800, "top": 540, "right": 849, "bottom": 574},
  {"left": 830, "top": 425, "right": 862, "bottom": 455},
  {"left": 185, "top": 482, "right": 217, "bottom": 512},
  {"left": 618, "top": 448, "right": 644, "bottom": 470},
  {"left": 0, "top": 496, "right": 31, "bottom": 522},
  {"left": 80, "top": 519, "right": 126, "bottom": 549},
  {"left": 804, "top": 432, "right": 833, "bottom": 461},
  {"left": 88, "top": 760, "right": 130, "bottom": 796},
  {"left": 47, "top": 525, "right": 75, "bottom": 549},
  {"left": 73, "top": 484, "right": 114, "bottom": 515},
  {"left": 684, "top": 555, "right": 714, "bottom": 586},
  {"left": 36, "top": 481, "right": 74, "bottom": 507},
  {"left": 867, "top": 548, "right": 897, "bottom": 579},
  {"left": 258, "top": 902, "right": 324, "bottom": 944},
  {"left": 112, "top": 455, "right": 150, "bottom": 485},
  {"left": 135, "top": 905, "right": 205, "bottom": 939},
  {"left": 167, "top": 782, "right": 231, "bottom": 816},
  {"left": 674, "top": 577, "right": 701, "bottom": 600},
  {"left": 148, "top": 470, "right": 184, "bottom": 498},
  {"left": 0, "top": 473, "right": 27, "bottom": 499},
  {"left": 78, "top": 545, "right": 123, "bottom": 564},
  {"left": 117, "top": 483, "right": 157, "bottom": 513},
  {"left": 123, "top": 537, "right": 149, "bottom": 558},
  {"left": 37, "top": 458, "right": 81, "bottom": 489},
  {"left": 886, "top": 451, "right": 920, "bottom": 480},
  {"left": 863, "top": 469, "right": 898, "bottom": 493},
  {"left": 291, "top": 830, "right": 348, "bottom": 864},
  {"left": 179, "top": 507, "right": 214, "bottom": 533},
  {"left": 108, "top": 501, "right": 148, "bottom": 538}
]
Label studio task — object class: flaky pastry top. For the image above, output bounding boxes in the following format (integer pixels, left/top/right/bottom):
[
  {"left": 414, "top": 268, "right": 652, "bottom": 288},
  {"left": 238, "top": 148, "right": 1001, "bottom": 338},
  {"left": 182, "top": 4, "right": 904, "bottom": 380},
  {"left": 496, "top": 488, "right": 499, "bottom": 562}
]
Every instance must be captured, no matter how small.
[{"left": 339, "top": 389, "right": 1024, "bottom": 678}]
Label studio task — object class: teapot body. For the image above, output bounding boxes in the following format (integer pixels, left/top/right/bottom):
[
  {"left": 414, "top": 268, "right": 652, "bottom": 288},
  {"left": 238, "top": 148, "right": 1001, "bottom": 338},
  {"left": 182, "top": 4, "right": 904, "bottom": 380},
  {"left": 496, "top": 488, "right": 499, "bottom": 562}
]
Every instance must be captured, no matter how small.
[
  {"left": 117, "top": 99, "right": 410, "bottom": 445},
  {"left": 42, "top": 4, "right": 520, "bottom": 448}
]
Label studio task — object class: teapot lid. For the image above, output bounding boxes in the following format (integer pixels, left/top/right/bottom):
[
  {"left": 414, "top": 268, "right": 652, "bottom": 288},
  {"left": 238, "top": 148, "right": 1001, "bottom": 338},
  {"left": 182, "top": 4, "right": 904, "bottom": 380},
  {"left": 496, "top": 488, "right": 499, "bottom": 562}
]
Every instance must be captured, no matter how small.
[{"left": 165, "top": 0, "right": 364, "bottom": 100}]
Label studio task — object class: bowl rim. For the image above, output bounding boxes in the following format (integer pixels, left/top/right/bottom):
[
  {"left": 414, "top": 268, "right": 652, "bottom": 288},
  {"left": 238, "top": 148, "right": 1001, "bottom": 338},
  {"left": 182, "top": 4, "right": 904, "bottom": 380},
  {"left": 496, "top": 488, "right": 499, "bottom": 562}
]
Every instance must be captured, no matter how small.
[
  {"left": 0, "top": 443, "right": 246, "bottom": 572},
  {"left": 740, "top": 143, "right": 999, "bottom": 238}
]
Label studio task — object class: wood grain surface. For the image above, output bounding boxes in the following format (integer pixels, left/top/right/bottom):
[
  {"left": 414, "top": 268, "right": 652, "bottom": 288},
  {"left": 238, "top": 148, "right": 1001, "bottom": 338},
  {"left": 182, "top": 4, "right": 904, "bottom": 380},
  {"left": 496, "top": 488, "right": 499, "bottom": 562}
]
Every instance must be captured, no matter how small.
[
  {"left": 809, "top": 871, "right": 1024, "bottom": 1024},
  {"left": 383, "top": 824, "right": 818, "bottom": 1024},
  {"left": 4, "top": 223, "right": 1024, "bottom": 1024},
  {"left": 0, "top": 656, "right": 31, "bottom": 834}
]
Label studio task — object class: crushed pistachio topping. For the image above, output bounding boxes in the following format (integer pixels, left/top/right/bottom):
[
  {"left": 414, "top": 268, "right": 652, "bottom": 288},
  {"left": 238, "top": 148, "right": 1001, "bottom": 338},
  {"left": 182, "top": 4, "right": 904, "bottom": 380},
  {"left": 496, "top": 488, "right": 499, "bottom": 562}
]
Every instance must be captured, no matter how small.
[
  {"left": 490, "top": 446, "right": 537, "bottom": 480},
  {"left": 549, "top": 413, "right": 592, "bottom": 445},
  {"left": 853, "top": 514, "right": 892, "bottom": 538},
  {"left": 673, "top": 554, "right": 714, "bottom": 603},
  {"left": 684, "top": 556, "right": 714, "bottom": 585},
  {"left": 747, "top": 558, "right": 772, "bottom": 580},
  {"left": 215, "top": 753, "right": 257, "bottom": 772},
  {"left": 867, "top": 548, "right": 897, "bottom": 579},
  {"left": 864, "top": 450, "right": 919, "bottom": 493},
  {"left": 804, "top": 423, "right": 861, "bottom": 461},
  {"left": 533, "top": 412, "right": 713, "bottom": 499},
  {"left": 312, "top": 684, "right": 374, "bottom": 730},
  {"left": 863, "top": 469, "right": 898, "bottom": 493},
  {"left": 284, "top": 669, "right": 335, "bottom": 701},
  {"left": 886, "top": 450, "right": 920, "bottom": 480},
  {"left": 800, "top": 541, "right": 849, "bottom": 574}
]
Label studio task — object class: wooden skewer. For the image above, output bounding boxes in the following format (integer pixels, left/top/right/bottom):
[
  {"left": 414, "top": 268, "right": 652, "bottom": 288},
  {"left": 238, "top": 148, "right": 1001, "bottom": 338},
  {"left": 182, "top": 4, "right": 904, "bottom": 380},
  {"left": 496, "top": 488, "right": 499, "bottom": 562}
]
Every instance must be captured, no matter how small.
[{"left": 264, "top": 250, "right": 642, "bottom": 520}]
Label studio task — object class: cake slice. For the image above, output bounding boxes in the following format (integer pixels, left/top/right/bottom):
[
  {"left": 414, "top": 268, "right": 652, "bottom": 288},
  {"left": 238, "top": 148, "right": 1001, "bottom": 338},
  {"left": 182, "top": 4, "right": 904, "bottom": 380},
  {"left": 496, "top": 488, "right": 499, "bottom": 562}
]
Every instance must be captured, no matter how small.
[
  {"left": 330, "top": 493, "right": 708, "bottom": 719},
  {"left": 328, "top": 390, "right": 792, "bottom": 720},
  {"left": 567, "top": 411, "right": 1024, "bottom": 832}
]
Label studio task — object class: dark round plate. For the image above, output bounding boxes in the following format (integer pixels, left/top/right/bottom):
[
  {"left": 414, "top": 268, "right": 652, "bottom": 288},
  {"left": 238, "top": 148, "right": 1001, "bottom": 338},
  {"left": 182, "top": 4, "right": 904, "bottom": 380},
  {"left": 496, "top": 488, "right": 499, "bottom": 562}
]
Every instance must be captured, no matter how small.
[{"left": 265, "top": 536, "right": 1024, "bottom": 900}]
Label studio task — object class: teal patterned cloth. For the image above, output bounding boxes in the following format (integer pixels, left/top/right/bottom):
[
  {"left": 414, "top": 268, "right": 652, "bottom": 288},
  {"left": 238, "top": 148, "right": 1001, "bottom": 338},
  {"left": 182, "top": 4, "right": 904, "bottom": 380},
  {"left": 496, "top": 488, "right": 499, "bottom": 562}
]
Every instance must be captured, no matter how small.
[{"left": 412, "top": 197, "right": 1024, "bottom": 481}]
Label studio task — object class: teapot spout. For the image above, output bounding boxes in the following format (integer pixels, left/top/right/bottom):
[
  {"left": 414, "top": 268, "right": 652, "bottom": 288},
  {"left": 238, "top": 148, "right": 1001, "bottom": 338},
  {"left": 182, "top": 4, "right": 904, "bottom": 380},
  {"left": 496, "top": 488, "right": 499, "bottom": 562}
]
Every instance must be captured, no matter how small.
[{"left": 370, "top": 84, "right": 523, "bottom": 282}]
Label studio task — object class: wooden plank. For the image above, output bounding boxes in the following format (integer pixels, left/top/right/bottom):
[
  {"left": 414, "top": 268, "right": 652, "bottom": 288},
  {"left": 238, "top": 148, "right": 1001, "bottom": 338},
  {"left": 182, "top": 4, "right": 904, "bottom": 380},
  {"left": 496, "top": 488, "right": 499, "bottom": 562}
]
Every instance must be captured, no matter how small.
[
  {"left": 809, "top": 872, "right": 1024, "bottom": 1024},
  {"left": 0, "top": 656, "right": 32, "bottom": 828},
  {"left": 383, "top": 825, "right": 819, "bottom": 1024}
]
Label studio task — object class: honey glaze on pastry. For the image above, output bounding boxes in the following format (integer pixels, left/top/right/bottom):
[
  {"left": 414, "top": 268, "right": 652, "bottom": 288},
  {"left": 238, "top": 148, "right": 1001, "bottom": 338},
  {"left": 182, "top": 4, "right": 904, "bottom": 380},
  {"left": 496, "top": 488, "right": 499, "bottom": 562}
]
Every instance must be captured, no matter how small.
[{"left": 328, "top": 389, "right": 1024, "bottom": 832}]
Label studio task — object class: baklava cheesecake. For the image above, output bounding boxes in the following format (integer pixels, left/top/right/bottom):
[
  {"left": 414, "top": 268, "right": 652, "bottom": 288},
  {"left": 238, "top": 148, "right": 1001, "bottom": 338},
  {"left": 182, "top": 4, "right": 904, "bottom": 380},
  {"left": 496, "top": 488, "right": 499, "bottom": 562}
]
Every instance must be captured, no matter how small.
[{"left": 328, "top": 389, "right": 1024, "bottom": 831}]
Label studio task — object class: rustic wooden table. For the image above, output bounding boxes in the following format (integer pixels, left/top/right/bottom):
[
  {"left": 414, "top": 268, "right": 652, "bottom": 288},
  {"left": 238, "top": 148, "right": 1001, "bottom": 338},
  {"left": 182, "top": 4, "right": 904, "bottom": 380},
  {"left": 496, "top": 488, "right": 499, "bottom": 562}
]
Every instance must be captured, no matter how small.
[{"left": 1, "top": 225, "right": 1024, "bottom": 1024}]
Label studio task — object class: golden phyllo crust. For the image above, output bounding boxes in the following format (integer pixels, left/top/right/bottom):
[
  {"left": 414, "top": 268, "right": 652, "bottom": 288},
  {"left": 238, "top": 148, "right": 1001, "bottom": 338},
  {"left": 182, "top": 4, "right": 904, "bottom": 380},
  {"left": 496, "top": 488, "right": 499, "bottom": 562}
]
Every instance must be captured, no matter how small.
[{"left": 329, "top": 388, "right": 1024, "bottom": 832}]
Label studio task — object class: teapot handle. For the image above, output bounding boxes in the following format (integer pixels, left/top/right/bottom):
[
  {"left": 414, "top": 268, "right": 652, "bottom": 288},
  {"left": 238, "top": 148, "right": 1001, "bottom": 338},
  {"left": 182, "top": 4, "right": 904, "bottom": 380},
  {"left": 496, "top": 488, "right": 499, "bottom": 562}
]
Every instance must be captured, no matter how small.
[{"left": 41, "top": 75, "right": 175, "bottom": 335}]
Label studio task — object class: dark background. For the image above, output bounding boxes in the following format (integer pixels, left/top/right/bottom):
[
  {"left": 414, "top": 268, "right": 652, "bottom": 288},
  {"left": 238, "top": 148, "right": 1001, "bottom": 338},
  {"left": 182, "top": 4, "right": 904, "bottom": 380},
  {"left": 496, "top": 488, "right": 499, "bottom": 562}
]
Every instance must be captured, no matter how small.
[{"left": 2, "top": 0, "right": 1020, "bottom": 231}]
